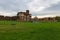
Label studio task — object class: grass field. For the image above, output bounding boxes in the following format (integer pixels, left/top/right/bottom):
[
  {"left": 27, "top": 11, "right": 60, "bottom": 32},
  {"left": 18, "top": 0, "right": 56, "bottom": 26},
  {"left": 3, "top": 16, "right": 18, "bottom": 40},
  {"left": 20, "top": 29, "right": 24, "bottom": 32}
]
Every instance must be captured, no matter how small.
[{"left": 0, "top": 21, "right": 60, "bottom": 40}]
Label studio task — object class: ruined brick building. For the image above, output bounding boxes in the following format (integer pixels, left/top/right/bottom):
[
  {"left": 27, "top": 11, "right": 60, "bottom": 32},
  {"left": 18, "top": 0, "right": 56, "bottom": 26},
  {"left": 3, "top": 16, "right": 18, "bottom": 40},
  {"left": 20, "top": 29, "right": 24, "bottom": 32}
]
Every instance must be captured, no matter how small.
[{"left": 17, "top": 10, "right": 31, "bottom": 21}]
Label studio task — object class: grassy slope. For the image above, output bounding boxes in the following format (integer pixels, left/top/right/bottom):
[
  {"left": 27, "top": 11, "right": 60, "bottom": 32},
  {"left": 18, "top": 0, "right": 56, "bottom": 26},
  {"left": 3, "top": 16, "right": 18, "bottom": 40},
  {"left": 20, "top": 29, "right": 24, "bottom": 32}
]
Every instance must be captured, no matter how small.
[{"left": 0, "top": 21, "right": 60, "bottom": 40}]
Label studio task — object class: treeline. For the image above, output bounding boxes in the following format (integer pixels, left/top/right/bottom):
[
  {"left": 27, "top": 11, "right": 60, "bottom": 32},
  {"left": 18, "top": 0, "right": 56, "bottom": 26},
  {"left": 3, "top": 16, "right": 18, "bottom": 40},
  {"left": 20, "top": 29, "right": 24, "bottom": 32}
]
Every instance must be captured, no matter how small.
[
  {"left": 55, "top": 16, "right": 60, "bottom": 22},
  {"left": 0, "top": 15, "right": 17, "bottom": 21}
]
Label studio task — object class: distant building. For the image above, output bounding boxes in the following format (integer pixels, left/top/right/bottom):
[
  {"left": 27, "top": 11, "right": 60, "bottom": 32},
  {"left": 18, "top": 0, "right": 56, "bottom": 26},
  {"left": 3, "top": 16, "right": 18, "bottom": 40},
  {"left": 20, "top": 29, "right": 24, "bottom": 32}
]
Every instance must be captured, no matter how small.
[
  {"left": 33, "top": 16, "right": 39, "bottom": 21},
  {"left": 17, "top": 10, "right": 31, "bottom": 21},
  {"left": 39, "top": 17, "right": 56, "bottom": 22}
]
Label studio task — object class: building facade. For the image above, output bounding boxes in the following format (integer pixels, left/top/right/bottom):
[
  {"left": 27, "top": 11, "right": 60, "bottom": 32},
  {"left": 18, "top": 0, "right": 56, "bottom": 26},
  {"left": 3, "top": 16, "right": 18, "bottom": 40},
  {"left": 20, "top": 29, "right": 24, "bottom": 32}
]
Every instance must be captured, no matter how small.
[{"left": 17, "top": 10, "right": 31, "bottom": 21}]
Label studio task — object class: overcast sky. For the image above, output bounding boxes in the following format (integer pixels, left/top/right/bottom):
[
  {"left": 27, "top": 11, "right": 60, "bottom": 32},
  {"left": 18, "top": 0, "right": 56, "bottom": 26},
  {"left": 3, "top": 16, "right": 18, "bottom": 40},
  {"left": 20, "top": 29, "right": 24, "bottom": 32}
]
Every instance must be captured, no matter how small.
[{"left": 0, "top": 0, "right": 60, "bottom": 17}]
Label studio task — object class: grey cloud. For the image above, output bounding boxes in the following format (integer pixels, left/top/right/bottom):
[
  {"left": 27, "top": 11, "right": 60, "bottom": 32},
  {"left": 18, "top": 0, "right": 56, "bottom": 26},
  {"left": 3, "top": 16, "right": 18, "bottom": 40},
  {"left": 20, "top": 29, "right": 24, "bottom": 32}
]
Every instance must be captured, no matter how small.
[
  {"left": 0, "top": 0, "right": 28, "bottom": 12},
  {"left": 44, "top": 2, "right": 60, "bottom": 11},
  {"left": 0, "top": 0, "right": 29, "bottom": 16}
]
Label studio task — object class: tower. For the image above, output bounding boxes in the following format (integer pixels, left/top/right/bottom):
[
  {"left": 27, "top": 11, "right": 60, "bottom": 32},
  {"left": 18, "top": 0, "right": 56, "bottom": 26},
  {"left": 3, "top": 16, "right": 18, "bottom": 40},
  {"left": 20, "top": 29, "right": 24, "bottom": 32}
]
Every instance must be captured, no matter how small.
[{"left": 26, "top": 10, "right": 29, "bottom": 14}]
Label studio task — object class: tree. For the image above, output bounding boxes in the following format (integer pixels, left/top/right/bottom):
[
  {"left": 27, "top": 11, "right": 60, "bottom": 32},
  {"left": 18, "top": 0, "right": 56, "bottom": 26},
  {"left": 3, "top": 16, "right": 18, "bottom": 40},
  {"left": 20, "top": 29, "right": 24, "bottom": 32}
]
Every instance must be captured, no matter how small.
[{"left": 55, "top": 16, "right": 60, "bottom": 22}]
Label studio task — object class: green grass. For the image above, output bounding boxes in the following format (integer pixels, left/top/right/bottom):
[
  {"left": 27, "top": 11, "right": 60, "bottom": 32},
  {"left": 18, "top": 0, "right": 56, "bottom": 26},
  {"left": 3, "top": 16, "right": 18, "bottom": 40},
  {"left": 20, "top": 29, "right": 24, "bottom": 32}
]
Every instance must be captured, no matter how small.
[{"left": 0, "top": 21, "right": 60, "bottom": 40}]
